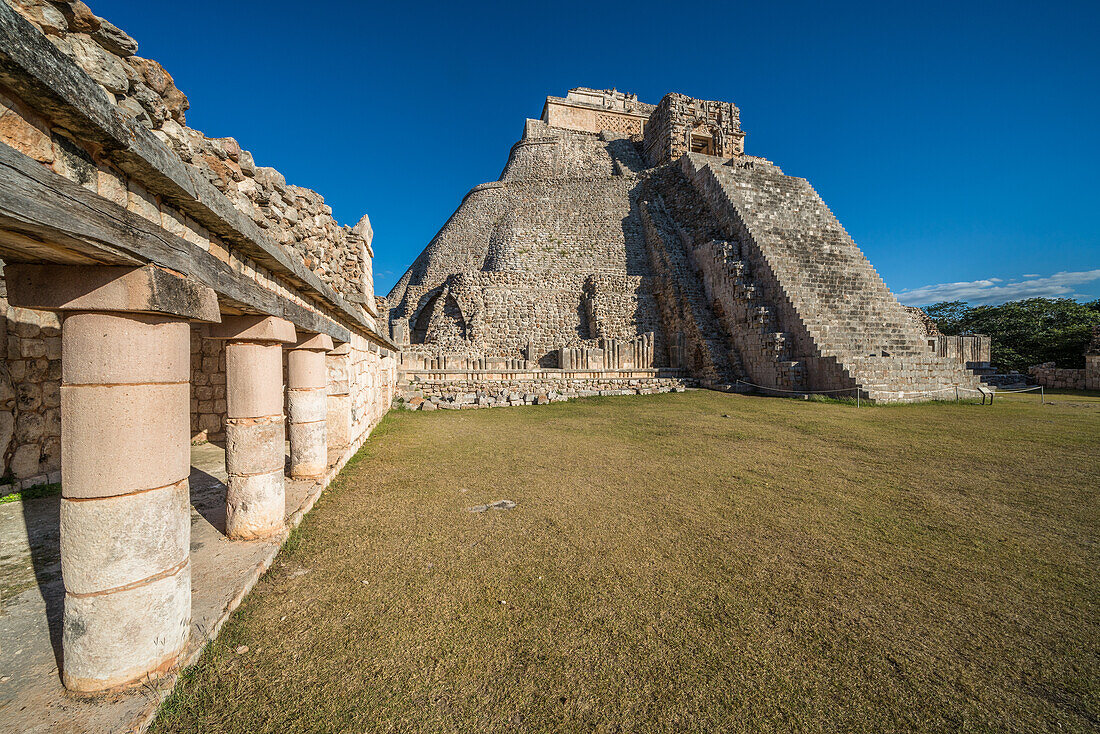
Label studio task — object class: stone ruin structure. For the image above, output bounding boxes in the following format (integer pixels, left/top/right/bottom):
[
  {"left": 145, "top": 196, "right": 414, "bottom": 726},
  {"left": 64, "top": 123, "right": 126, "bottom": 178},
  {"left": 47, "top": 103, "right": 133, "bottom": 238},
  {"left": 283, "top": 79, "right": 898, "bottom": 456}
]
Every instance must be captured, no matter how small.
[
  {"left": 0, "top": 0, "right": 395, "bottom": 698},
  {"left": 384, "top": 88, "right": 984, "bottom": 407},
  {"left": 1029, "top": 325, "right": 1100, "bottom": 390}
]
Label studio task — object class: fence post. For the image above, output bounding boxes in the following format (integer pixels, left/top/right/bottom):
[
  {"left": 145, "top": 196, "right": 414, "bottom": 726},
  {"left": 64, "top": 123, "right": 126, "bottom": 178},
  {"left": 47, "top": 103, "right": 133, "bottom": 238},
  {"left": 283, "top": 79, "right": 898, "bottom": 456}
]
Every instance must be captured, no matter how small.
[{"left": 1041, "top": 386, "right": 1044, "bottom": 404}]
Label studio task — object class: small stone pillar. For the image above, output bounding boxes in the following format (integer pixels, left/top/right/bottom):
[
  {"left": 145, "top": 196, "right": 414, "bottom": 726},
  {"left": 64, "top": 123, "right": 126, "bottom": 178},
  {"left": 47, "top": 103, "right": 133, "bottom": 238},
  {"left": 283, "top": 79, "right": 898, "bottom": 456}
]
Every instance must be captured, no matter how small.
[
  {"left": 209, "top": 315, "right": 296, "bottom": 540},
  {"left": 326, "top": 342, "right": 352, "bottom": 452},
  {"left": 287, "top": 332, "right": 334, "bottom": 478},
  {"left": 4, "top": 264, "right": 219, "bottom": 692}
]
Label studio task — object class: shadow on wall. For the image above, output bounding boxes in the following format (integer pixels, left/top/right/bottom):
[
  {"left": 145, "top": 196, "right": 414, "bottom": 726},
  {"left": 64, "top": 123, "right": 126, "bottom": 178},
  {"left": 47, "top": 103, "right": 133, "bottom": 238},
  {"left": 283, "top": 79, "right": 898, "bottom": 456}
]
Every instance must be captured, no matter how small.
[{"left": 623, "top": 175, "right": 653, "bottom": 277}]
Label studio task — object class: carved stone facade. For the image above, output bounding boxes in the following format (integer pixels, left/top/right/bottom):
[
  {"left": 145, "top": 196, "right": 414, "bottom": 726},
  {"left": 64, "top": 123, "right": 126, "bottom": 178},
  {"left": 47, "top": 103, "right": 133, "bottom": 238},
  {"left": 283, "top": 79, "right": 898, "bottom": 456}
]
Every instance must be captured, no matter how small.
[
  {"left": 643, "top": 93, "right": 745, "bottom": 166},
  {"left": 541, "top": 87, "right": 654, "bottom": 136}
]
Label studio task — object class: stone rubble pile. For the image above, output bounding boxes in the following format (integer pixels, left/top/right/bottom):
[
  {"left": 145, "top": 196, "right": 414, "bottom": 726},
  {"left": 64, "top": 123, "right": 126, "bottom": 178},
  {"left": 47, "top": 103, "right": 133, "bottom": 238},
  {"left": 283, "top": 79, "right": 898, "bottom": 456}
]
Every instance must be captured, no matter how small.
[{"left": 396, "top": 379, "right": 691, "bottom": 410}]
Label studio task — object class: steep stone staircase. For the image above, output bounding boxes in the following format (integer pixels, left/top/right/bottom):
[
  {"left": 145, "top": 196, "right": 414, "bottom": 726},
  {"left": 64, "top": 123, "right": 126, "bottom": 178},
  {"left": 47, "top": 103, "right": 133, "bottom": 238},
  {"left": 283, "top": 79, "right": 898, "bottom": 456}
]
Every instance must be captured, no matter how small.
[
  {"left": 675, "top": 153, "right": 981, "bottom": 401},
  {"left": 634, "top": 174, "right": 740, "bottom": 384}
]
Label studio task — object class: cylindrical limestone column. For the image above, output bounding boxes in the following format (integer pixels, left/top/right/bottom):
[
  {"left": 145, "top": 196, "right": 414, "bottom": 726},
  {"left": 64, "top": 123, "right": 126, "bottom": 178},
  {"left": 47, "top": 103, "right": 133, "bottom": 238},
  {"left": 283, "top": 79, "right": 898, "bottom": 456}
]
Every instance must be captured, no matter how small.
[
  {"left": 287, "top": 333, "right": 333, "bottom": 478},
  {"left": 3, "top": 263, "right": 219, "bottom": 693},
  {"left": 210, "top": 316, "right": 296, "bottom": 540},
  {"left": 60, "top": 312, "right": 192, "bottom": 692},
  {"left": 326, "top": 342, "right": 352, "bottom": 452}
]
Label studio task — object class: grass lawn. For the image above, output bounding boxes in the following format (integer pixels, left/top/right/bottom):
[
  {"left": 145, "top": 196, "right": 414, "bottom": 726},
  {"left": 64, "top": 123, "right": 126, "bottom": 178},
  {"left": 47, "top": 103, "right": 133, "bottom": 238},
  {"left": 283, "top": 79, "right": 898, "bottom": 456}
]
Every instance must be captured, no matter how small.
[{"left": 152, "top": 390, "right": 1100, "bottom": 733}]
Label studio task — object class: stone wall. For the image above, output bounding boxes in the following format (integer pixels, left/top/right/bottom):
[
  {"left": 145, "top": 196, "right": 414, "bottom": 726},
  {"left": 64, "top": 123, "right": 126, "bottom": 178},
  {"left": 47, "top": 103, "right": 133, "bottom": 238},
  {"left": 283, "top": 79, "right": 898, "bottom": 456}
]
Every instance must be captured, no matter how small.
[
  {"left": 1029, "top": 363, "right": 1085, "bottom": 389},
  {"left": 0, "top": 297, "right": 61, "bottom": 490},
  {"left": 190, "top": 326, "right": 227, "bottom": 443},
  {"left": 1030, "top": 326, "right": 1100, "bottom": 390},
  {"left": 5, "top": 0, "right": 372, "bottom": 308},
  {"left": 349, "top": 333, "right": 396, "bottom": 439}
]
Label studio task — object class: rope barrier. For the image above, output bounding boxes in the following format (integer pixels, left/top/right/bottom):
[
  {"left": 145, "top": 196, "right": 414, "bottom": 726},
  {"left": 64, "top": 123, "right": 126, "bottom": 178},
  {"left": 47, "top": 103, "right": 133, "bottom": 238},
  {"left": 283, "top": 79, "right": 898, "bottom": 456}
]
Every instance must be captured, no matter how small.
[{"left": 989, "top": 383, "right": 1044, "bottom": 404}]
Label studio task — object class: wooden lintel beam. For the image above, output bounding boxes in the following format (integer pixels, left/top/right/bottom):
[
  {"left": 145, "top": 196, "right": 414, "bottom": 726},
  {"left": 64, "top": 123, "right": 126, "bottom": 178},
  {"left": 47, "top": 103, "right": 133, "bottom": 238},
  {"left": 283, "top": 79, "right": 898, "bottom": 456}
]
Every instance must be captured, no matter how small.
[{"left": 0, "top": 141, "right": 352, "bottom": 343}]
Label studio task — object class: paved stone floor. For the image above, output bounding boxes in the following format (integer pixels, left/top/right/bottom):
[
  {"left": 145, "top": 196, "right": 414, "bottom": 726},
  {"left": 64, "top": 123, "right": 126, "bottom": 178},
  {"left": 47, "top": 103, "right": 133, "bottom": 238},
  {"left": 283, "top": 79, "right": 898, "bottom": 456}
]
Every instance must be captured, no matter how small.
[{"left": 0, "top": 442, "right": 333, "bottom": 734}]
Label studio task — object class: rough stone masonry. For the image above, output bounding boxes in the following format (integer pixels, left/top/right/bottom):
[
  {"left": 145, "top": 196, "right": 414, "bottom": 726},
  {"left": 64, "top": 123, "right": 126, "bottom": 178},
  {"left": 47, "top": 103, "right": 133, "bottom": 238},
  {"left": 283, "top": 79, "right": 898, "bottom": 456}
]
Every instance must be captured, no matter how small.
[{"left": 385, "top": 87, "right": 986, "bottom": 405}]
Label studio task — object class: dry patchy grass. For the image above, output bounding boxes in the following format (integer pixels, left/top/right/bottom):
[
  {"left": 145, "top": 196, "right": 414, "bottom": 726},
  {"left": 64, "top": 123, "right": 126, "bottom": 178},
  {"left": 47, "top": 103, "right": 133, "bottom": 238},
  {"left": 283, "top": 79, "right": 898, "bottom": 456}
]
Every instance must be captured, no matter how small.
[{"left": 152, "top": 390, "right": 1100, "bottom": 733}]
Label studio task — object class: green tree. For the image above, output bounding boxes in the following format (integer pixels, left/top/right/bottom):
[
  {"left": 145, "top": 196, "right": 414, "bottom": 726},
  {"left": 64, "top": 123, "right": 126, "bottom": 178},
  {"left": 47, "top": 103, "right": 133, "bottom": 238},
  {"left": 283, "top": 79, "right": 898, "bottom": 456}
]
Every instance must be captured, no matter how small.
[
  {"left": 922, "top": 298, "right": 1100, "bottom": 372},
  {"left": 922, "top": 301, "right": 970, "bottom": 335}
]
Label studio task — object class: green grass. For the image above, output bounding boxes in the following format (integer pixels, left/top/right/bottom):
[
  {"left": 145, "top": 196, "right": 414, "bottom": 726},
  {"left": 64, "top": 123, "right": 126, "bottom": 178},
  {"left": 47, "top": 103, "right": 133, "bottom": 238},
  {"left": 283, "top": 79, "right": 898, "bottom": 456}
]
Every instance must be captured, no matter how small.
[
  {"left": 0, "top": 481, "right": 60, "bottom": 505},
  {"left": 151, "top": 390, "right": 1100, "bottom": 733}
]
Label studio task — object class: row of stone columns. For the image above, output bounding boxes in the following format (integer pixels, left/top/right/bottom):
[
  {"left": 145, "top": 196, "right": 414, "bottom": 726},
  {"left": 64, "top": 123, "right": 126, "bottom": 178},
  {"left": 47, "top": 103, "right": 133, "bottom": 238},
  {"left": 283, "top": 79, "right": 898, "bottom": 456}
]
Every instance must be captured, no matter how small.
[
  {"left": 5, "top": 264, "right": 346, "bottom": 693},
  {"left": 210, "top": 316, "right": 335, "bottom": 540}
]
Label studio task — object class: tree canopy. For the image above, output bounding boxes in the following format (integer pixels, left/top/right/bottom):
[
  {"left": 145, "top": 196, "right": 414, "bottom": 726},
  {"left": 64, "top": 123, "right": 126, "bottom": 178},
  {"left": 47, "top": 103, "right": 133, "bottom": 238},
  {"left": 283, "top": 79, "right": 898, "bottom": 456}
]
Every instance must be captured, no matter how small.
[{"left": 922, "top": 298, "right": 1100, "bottom": 373}]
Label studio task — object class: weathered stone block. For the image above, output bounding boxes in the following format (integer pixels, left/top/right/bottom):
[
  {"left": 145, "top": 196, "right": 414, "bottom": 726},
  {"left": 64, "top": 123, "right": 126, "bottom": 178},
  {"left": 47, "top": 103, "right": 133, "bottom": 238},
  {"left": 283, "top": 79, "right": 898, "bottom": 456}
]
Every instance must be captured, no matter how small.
[
  {"left": 61, "top": 562, "right": 190, "bottom": 693},
  {"left": 59, "top": 479, "right": 189, "bottom": 594},
  {"left": 226, "top": 470, "right": 284, "bottom": 540},
  {"left": 288, "top": 389, "right": 326, "bottom": 423},
  {"left": 62, "top": 382, "right": 189, "bottom": 498},
  {"left": 10, "top": 442, "right": 42, "bottom": 478},
  {"left": 224, "top": 420, "right": 284, "bottom": 476},
  {"left": 63, "top": 313, "right": 188, "bottom": 385}
]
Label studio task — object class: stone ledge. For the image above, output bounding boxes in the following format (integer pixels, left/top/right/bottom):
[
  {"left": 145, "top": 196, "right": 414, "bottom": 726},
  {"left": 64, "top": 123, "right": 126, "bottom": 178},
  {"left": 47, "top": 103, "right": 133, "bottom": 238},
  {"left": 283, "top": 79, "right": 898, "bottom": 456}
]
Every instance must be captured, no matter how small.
[{"left": 5, "top": 263, "right": 219, "bottom": 321}]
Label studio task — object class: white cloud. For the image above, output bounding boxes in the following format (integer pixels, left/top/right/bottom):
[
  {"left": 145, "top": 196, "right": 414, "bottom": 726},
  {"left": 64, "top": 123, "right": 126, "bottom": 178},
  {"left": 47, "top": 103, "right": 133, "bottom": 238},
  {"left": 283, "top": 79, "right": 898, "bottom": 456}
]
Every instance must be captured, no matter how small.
[{"left": 897, "top": 269, "right": 1100, "bottom": 306}]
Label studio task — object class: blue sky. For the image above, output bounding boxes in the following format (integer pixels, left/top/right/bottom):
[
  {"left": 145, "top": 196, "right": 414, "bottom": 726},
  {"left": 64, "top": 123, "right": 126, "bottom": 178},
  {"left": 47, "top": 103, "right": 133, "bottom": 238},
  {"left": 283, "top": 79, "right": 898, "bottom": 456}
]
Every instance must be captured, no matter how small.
[{"left": 94, "top": 0, "right": 1100, "bottom": 305}]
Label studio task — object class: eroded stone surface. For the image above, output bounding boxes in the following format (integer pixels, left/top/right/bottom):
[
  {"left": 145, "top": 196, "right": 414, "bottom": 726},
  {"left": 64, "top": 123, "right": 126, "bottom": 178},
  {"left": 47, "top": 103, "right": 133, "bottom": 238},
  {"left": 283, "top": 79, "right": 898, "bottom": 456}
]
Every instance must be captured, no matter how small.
[
  {"left": 59, "top": 479, "right": 189, "bottom": 595},
  {"left": 226, "top": 470, "right": 285, "bottom": 541},
  {"left": 61, "top": 561, "right": 191, "bottom": 692}
]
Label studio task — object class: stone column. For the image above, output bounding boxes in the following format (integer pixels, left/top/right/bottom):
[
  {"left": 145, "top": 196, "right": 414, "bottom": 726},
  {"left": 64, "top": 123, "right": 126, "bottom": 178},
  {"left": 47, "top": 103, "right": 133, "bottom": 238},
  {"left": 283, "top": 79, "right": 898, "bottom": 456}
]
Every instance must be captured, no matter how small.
[
  {"left": 209, "top": 316, "right": 295, "bottom": 540},
  {"left": 5, "top": 264, "right": 219, "bottom": 692},
  {"left": 287, "top": 332, "right": 333, "bottom": 478},
  {"left": 326, "top": 342, "right": 352, "bottom": 452}
]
